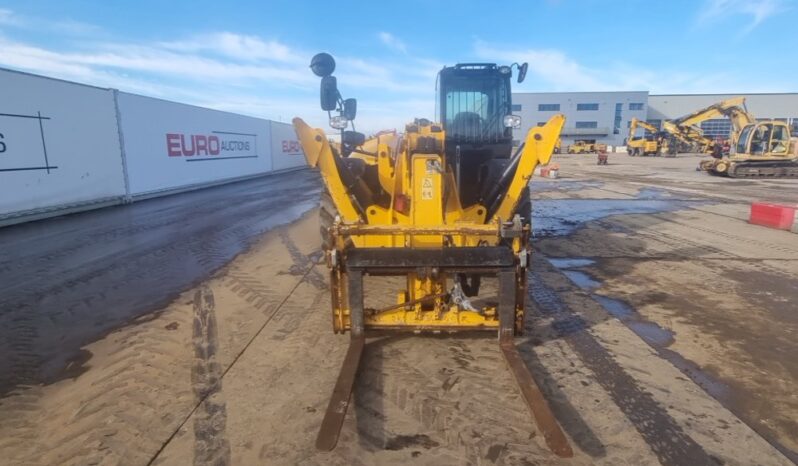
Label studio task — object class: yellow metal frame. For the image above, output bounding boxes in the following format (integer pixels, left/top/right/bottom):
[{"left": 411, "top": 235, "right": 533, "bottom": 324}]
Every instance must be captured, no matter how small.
[{"left": 294, "top": 115, "right": 564, "bottom": 333}]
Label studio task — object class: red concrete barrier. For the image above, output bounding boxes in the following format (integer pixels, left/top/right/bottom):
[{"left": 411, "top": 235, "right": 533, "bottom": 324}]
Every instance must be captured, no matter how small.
[{"left": 749, "top": 203, "right": 798, "bottom": 230}]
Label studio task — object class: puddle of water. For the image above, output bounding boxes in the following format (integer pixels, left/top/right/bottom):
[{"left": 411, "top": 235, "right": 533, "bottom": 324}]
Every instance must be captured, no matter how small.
[
  {"left": 593, "top": 292, "right": 733, "bottom": 403},
  {"left": 545, "top": 251, "right": 793, "bottom": 459},
  {"left": 532, "top": 198, "right": 689, "bottom": 237},
  {"left": 562, "top": 270, "right": 601, "bottom": 290},
  {"left": 530, "top": 180, "right": 604, "bottom": 193},
  {"left": 548, "top": 258, "right": 595, "bottom": 269},
  {"left": 661, "top": 347, "right": 731, "bottom": 402},
  {"left": 593, "top": 295, "right": 675, "bottom": 347},
  {"left": 636, "top": 187, "right": 674, "bottom": 200}
]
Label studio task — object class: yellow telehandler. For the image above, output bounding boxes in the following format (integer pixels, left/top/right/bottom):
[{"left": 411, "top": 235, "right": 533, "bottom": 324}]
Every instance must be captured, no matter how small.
[{"left": 293, "top": 53, "right": 572, "bottom": 457}]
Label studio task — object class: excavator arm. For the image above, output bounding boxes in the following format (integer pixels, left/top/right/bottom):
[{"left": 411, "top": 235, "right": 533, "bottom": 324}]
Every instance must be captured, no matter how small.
[
  {"left": 635, "top": 118, "right": 660, "bottom": 135},
  {"left": 668, "top": 97, "right": 755, "bottom": 147},
  {"left": 662, "top": 120, "right": 714, "bottom": 152}
]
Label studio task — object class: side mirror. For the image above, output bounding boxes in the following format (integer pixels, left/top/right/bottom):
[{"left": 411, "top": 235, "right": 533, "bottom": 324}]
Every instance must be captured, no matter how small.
[
  {"left": 517, "top": 62, "right": 528, "bottom": 83},
  {"left": 320, "top": 76, "right": 339, "bottom": 111},
  {"left": 342, "top": 98, "right": 357, "bottom": 121}
]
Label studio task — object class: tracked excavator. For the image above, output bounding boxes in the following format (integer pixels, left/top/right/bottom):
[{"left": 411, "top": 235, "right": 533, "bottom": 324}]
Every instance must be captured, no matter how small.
[
  {"left": 700, "top": 120, "right": 798, "bottom": 177},
  {"left": 293, "top": 53, "right": 573, "bottom": 457},
  {"left": 688, "top": 97, "right": 798, "bottom": 177}
]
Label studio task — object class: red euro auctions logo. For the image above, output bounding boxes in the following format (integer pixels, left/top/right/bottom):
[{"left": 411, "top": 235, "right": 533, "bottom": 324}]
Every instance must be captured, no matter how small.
[
  {"left": 281, "top": 140, "right": 301, "bottom": 154},
  {"left": 166, "top": 133, "right": 220, "bottom": 157}
]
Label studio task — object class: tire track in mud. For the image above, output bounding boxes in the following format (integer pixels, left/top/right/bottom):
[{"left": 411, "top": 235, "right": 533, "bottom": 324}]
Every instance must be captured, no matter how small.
[
  {"left": 147, "top": 245, "right": 321, "bottom": 465},
  {"left": 0, "top": 172, "right": 320, "bottom": 399},
  {"left": 191, "top": 286, "right": 231, "bottom": 466},
  {"left": 528, "top": 267, "right": 719, "bottom": 466},
  {"left": 353, "top": 338, "right": 540, "bottom": 464},
  {"left": 278, "top": 230, "right": 326, "bottom": 290},
  {"left": 0, "top": 213, "right": 322, "bottom": 465},
  {"left": 587, "top": 212, "right": 798, "bottom": 463},
  {"left": 0, "top": 182, "right": 321, "bottom": 464}
]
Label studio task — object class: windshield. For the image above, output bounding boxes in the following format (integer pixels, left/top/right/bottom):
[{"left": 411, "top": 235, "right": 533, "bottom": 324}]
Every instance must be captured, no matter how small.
[
  {"left": 440, "top": 74, "right": 510, "bottom": 142},
  {"left": 736, "top": 125, "right": 753, "bottom": 154}
]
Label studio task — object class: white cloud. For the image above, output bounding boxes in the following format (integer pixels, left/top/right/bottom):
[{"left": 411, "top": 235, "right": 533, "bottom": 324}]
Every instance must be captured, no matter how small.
[
  {"left": 378, "top": 32, "right": 407, "bottom": 53},
  {"left": 0, "top": 8, "right": 18, "bottom": 25},
  {"left": 0, "top": 9, "right": 441, "bottom": 131},
  {"left": 0, "top": 27, "right": 441, "bottom": 133},
  {"left": 0, "top": 8, "right": 102, "bottom": 35},
  {"left": 473, "top": 40, "right": 790, "bottom": 94},
  {"left": 161, "top": 32, "right": 297, "bottom": 63},
  {"left": 698, "top": 0, "right": 787, "bottom": 31},
  {"left": 474, "top": 40, "right": 609, "bottom": 91}
]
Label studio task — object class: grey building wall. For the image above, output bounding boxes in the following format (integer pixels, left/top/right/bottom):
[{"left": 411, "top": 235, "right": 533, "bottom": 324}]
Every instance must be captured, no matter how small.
[{"left": 511, "top": 91, "right": 649, "bottom": 147}]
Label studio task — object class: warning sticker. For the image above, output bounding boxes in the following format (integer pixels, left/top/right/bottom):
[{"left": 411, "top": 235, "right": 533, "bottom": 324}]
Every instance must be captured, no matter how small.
[{"left": 422, "top": 177, "right": 434, "bottom": 200}]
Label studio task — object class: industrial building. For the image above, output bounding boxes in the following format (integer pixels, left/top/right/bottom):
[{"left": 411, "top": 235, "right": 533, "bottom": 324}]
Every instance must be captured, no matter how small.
[{"left": 512, "top": 91, "right": 798, "bottom": 147}]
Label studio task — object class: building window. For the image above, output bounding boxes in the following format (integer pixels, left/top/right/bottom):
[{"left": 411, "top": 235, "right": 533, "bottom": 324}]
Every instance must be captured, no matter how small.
[
  {"left": 538, "top": 103, "right": 560, "bottom": 111},
  {"left": 646, "top": 119, "right": 662, "bottom": 130},
  {"left": 537, "top": 122, "right": 546, "bottom": 127},
  {"left": 700, "top": 119, "right": 732, "bottom": 138},
  {"left": 791, "top": 118, "right": 798, "bottom": 134},
  {"left": 577, "top": 103, "right": 599, "bottom": 111},
  {"left": 629, "top": 103, "right": 644, "bottom": 111},
  {"left": 575, "top": 121, "right": 598, "bottom": 129},
  {"left": 511, "top": 104, "right": 522, "bottom": 111},
  {"left": 614, "top": 103, "right": 622, "bottom": 134}
]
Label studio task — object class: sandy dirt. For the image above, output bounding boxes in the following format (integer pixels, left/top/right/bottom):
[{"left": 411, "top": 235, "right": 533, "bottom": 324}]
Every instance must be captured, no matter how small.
[{"left": 1, "top": 153, "right": 797, "bottom": 465}]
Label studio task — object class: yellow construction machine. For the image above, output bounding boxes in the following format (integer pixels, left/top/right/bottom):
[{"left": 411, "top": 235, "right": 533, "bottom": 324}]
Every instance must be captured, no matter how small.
[
  {"left": 293, "top": 53, "right": 572, "bottom": 457},
  {"left": 665, "top": 96, "right": 754, "bottom": 155},
  {"left": 627, "top": 117, "right": 662, "bottom": 156},
  {"left": 683, "top": 97, "right": 798, "bottom": 177},
  {"left": 662, "top": 121, "right": 713, "bottom": 154},
  {"left": 567, "top": 140, "right": 594, "bottom": 154},
  {"left": 700, "top": 120, "right": 798, "bottom": 177}
]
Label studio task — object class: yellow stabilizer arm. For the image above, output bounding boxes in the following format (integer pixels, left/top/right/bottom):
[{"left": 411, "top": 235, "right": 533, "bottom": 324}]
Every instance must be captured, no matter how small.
[
  {"left": 292, "top": 118, "right": 361, "bottom": 223},
  {"left": 490, "top": 114, "right": 565, "bottom": 223}
]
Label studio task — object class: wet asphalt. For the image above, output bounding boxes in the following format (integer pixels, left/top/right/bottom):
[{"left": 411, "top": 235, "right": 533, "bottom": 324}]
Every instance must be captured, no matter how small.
[{"left": 0, "top": 170, "right": 321, "bottom": 396}]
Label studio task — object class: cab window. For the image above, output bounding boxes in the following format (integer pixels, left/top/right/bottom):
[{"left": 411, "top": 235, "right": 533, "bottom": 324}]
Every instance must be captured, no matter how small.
[
  {"left": 750, "top": 124, "right": 772, "bottom": 155},
  {"left": 736, "top": 126, "right": 752, "bottom": 154},
  {"left": 769, "top": 125, "right": 789, "bottom": 154}
]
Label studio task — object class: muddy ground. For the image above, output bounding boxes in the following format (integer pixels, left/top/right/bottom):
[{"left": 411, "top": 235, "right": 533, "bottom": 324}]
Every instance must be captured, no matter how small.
[{"left": 0, "top": 153, "right": 796, "bottom": 465}]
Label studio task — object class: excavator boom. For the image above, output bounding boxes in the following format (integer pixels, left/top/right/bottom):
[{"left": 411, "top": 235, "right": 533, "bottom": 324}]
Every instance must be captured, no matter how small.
[{"left": 669, "top": 97, "right": 755, "bottom": 148}]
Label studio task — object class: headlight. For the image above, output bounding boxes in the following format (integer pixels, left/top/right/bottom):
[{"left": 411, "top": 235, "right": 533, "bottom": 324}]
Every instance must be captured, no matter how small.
[
  {"left": 504, "top": 114, "right": 521, "bottom": 128},
  {"left": 329, "top": 115, "right": 348, "bottom": 129}
]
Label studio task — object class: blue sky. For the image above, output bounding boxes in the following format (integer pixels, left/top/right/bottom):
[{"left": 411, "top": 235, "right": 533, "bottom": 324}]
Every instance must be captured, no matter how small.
[{"left": 0, "top": 0, "right": 795, "bottom": 132}]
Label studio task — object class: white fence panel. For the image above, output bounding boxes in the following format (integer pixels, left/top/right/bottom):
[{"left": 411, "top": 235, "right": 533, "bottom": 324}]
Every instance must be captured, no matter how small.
[
  {"left": 269, "top": 121, "right": 306, "bottom": 171},
  {"left": 117, "top": 93, "right": 273, "bottom": 196},
  {"left": 0, "top": 69, "right": 126, "bottom": 218}
]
